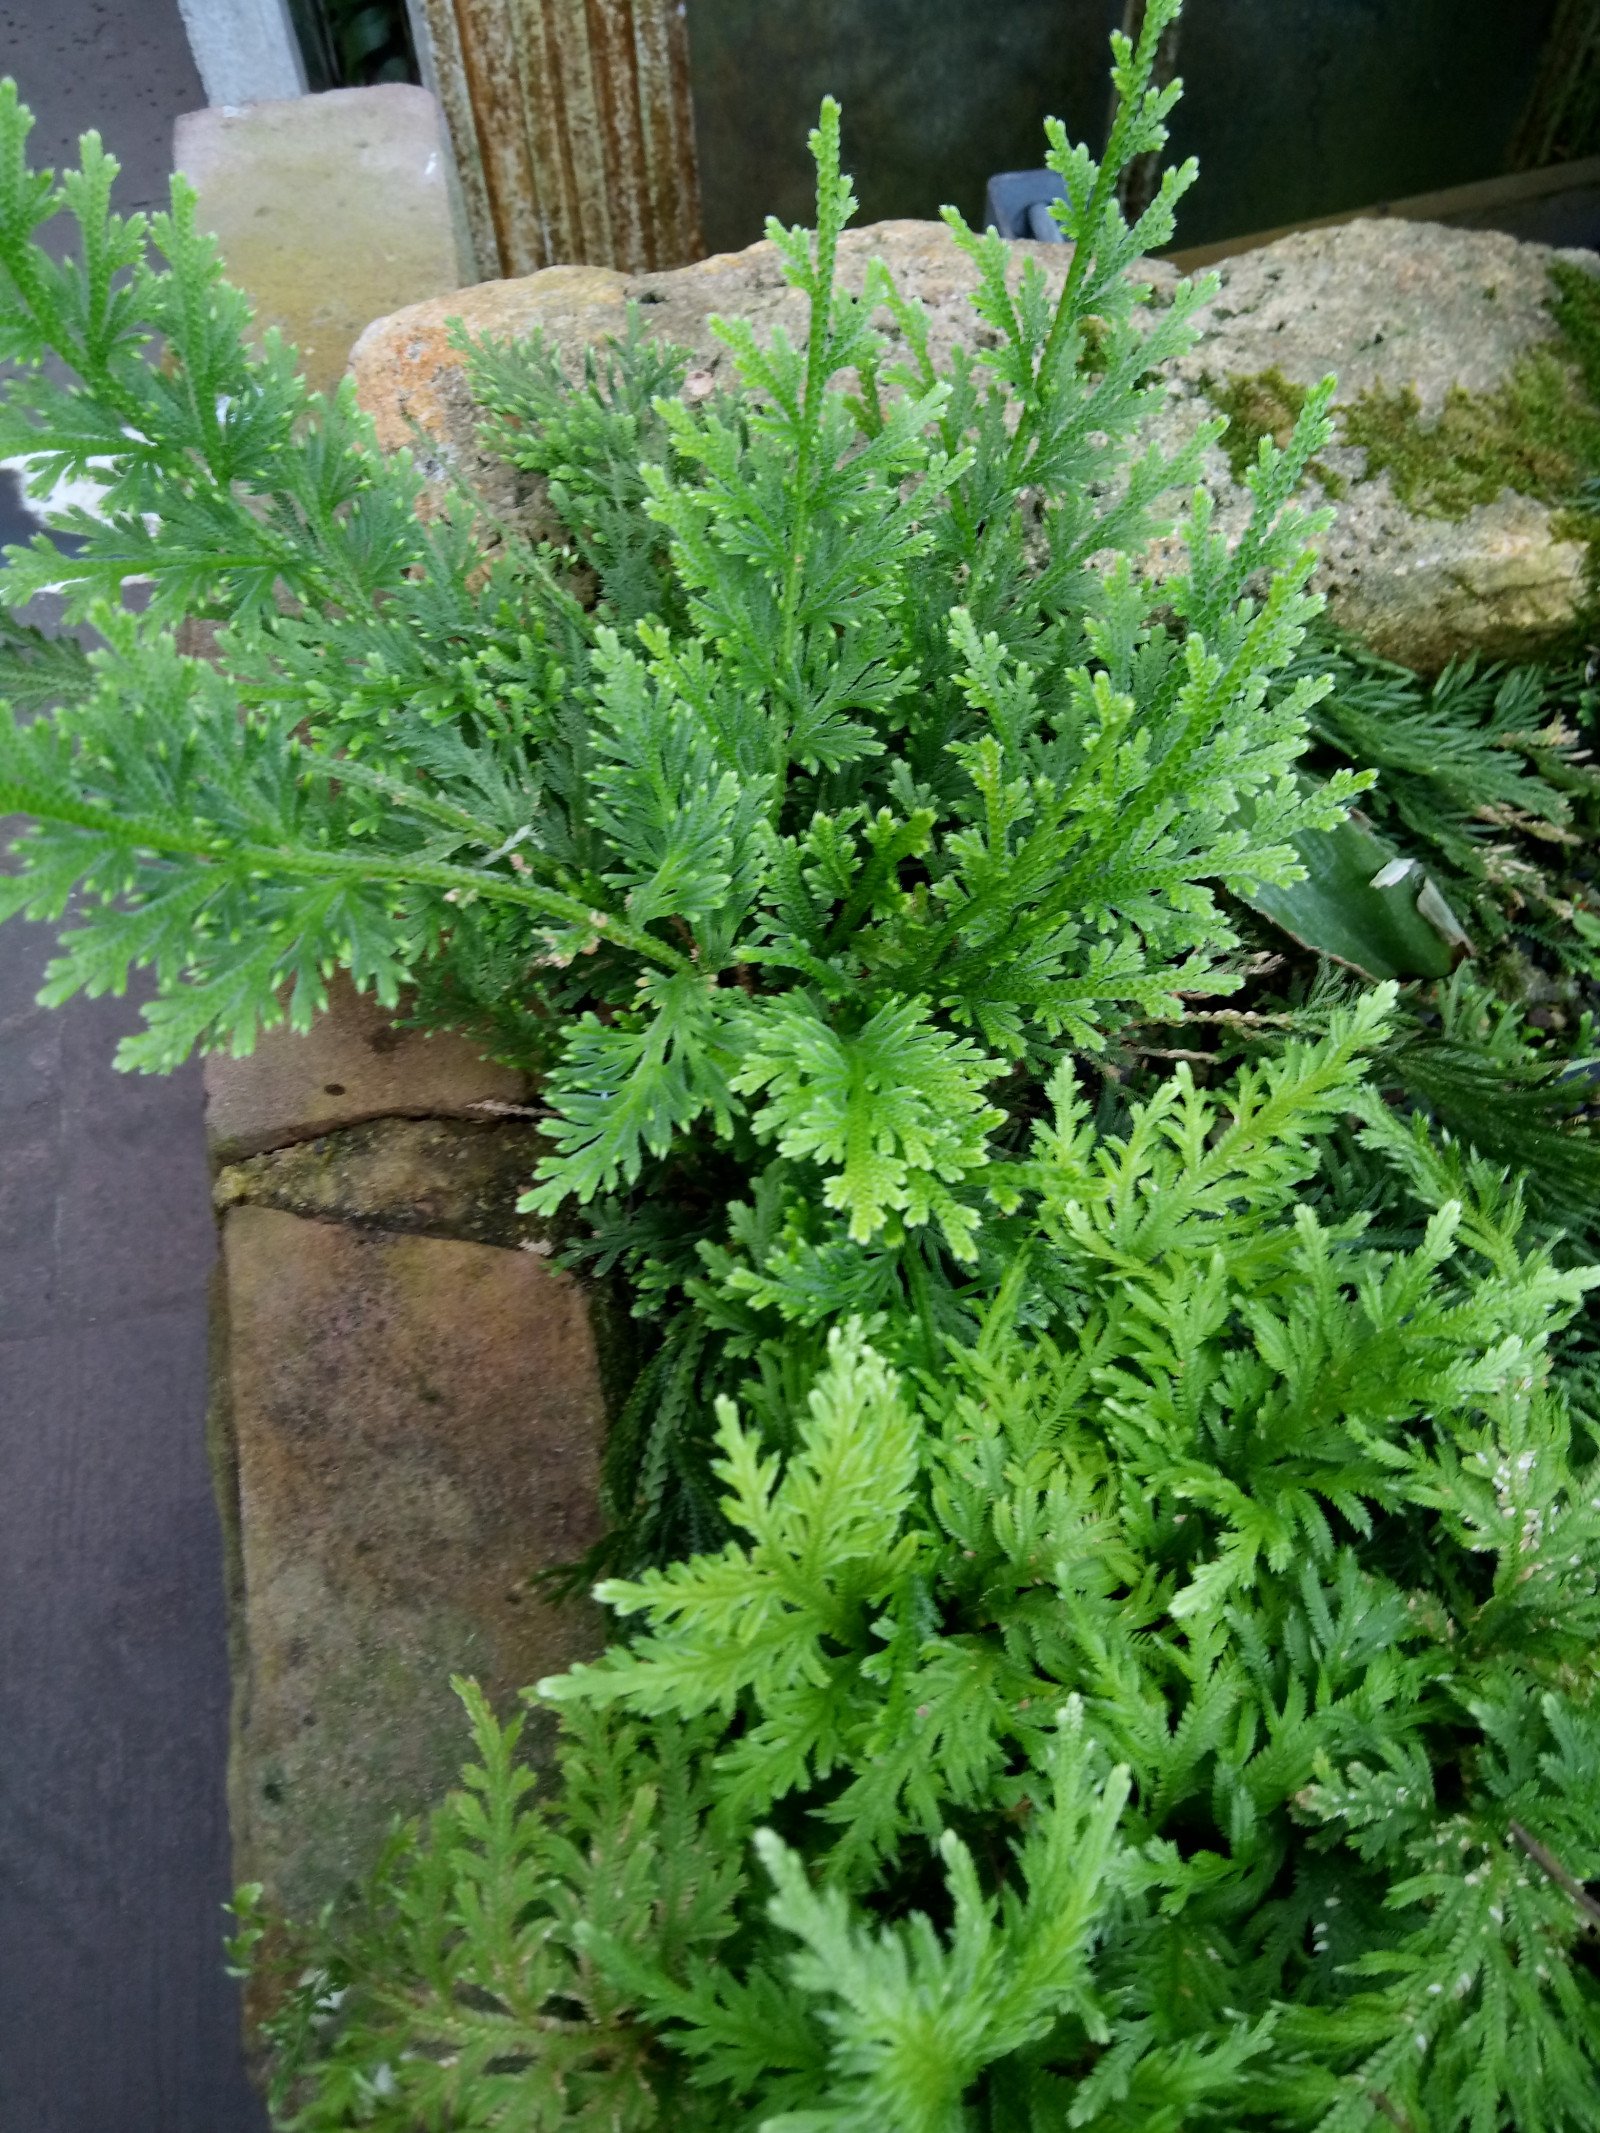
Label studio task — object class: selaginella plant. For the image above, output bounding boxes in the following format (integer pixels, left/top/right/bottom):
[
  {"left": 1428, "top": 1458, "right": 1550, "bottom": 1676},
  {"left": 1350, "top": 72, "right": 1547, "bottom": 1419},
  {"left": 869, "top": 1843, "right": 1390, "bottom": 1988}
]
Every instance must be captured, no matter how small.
[
  {"left": 253, "top": 993, "right": 1600, "bottom": 2130},
  {"left": 1293, "top": 642, "right": 1600, "bottom": 985},
  {"left": 0, "top": 0, "right": 1365, "bottom": 1554}
]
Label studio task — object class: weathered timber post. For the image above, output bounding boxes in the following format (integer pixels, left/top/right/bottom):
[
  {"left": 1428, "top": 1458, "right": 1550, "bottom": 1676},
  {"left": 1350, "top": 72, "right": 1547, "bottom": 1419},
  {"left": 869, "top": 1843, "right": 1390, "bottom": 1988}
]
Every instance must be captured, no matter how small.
[{"left": 407, "top": 0, "right": 703, "bottom": 278}]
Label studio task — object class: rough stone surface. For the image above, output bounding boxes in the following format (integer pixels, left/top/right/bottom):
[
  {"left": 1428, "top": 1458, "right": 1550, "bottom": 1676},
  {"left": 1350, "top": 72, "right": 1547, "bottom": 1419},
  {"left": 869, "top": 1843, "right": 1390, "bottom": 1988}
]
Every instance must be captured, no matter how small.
[
  {"left": 1154, "top": 218, "right": 1597, "bottom": 667},
  {"left": 350, "top": 223, "right": 1088, "bottom": 524},
  {"left": 202, "top": 973, "right": 528, "bottom": 1161},
  {"left": 213, "top": 1204, "right": 607, "bottom": 1930},
  {"left": 176, "top": 85, "right": 468, "bottom": 396},
  {"left": 349, "top": 214, "right": 1600, "bottom": 669},
  {"left": 214, "top": 1115, "right": 549, "bottom": 1249},
  {"left": 1180, "top": 219, "right": 1566, "bottom": 414}
]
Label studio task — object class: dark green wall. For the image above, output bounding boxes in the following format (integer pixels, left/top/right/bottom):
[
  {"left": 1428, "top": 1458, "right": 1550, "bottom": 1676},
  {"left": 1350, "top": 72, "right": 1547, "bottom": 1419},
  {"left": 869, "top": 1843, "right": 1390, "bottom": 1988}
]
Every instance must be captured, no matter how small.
[{"left": 685, "top": 0, "right": 1560, "bottom": 257}]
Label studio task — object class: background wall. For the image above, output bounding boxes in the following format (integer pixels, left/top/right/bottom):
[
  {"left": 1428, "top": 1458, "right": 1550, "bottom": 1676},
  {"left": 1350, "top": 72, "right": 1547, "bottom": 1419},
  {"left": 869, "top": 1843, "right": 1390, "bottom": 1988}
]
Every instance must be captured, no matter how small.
[
  {"left": 1169, "top": 0, "right": 1559, "bottom": 246},
  {"left": 687, "top": 0, "right": 1562, "bottom": 256}
]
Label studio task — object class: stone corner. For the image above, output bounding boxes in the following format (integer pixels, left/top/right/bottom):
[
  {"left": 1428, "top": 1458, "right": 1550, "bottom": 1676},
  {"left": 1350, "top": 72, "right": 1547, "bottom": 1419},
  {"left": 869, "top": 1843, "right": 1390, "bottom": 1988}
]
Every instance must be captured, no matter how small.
[{"left": 202, "top": 975, "right": 529, "bottom": 1163}]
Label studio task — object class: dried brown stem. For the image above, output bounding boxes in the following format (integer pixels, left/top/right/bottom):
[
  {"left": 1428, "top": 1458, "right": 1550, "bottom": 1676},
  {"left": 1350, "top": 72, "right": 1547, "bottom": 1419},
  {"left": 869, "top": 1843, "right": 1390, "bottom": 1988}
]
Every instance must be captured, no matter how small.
[{"left": 1508, "top": 1820, "right": 1600, "bottom": 1934}]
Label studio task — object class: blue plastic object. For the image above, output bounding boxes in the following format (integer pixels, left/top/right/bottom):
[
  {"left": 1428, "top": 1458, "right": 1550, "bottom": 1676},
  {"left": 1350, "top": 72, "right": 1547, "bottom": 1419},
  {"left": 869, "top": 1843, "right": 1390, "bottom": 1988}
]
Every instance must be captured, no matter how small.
[{"left": 983, "top": 168, "right": 1069, "bottom": 242}]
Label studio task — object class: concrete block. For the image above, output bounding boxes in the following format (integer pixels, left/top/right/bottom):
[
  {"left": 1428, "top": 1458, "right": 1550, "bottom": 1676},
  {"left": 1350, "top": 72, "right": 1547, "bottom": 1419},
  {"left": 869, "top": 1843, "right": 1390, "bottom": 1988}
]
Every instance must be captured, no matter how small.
[
  {"left": 175, "top": 83, "right": 469, "bottom": 394},
  {"left": 202, "top": 973, "right": 528, "bottom": 1162},
  {"left": 213, "top": 1202, "right": 607, "bottom": 1928},
  {"left": 175, "top": 0, "right": 305, "bottom": 107}
]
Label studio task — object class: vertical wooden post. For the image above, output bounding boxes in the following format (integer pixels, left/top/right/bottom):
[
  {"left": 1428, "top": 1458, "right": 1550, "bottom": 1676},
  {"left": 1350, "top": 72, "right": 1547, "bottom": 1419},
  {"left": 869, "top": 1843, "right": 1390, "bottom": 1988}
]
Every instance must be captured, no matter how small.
[
  {"left": 1509, "top": 0, "right": 1600, "bottom": 171},
  {"left": 407, "top": 0, "right": 703, "bottom": 279}
]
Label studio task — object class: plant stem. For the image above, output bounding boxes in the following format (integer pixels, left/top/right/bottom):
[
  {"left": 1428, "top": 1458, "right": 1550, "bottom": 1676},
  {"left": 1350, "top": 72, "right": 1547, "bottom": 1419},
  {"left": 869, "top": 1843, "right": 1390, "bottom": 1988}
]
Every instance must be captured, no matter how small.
[
  {"left": 0, "top": 779, "right": 691, "bottom": 973},
  {"left": 1508, "top": 1819, "right": 1600, "bottom": 1933}
]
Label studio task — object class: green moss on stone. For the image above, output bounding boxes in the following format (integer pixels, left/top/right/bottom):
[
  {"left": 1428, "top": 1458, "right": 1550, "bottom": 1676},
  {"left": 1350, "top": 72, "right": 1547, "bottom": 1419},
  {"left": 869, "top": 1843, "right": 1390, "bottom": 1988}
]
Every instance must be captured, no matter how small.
[
  {"left": 1339, "top": 264, "right": 1600, "bottom": 521},
  {"left": 1342, "top": 353, "right": 1600, "bottom": 518},
  {"left": 1550, "top": 257, "right": 1600, "bottom": 405},
  {"left": 1206, "top": 365, "right": 1347, "bottom": 496},
  {"left": 1207, "top": 268, "right": 1600, "bottom": 576}
]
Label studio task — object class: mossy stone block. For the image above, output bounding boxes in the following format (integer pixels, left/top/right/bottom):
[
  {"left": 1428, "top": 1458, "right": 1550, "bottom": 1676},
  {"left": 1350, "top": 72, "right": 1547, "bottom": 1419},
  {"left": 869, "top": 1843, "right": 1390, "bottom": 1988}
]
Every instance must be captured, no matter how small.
[{"left": 1160, "top": 217, "right": 1600, "bottom": 666}]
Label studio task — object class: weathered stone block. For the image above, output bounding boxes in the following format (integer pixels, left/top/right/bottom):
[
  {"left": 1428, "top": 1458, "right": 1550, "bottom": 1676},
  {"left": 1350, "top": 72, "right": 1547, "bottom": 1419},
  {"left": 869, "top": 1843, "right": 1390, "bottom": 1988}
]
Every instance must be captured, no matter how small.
[
  {"left": 175, "top": 84, "right": 468, "bottom": 395},
  {"left": 202, "top": 993, "right": 610, "bottom": 1952},
  {"left": 349, "top": 223, "right": 1083, "bottom": 512},
  {"left": 214, "top": 1115, "right": 549, "bottom": 1249},
  {"left": 349, "top": 214, "right": 1600, "bottom": 669},
  {"left": 213, "top": 1201, "right": 606, "bottom": 1926},
  {"left": 202, "top": 973, "right": 527, "bottom": 1161},
  {"left": 1153, "top": 218, "right": 1597, "bottom": 668}
]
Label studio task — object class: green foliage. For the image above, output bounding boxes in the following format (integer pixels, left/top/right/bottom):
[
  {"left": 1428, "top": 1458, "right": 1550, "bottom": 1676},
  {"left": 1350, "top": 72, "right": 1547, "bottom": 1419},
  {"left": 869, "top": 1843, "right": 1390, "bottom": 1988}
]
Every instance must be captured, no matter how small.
[
  {"left": 1205, "top": 367, "right": 1346, "bottom": 496},
  {"left": 0, "top": 5, "right": 1364, "bottom": 1550},
  {"left": 270, "top": 998, "right": 1600, "bottom": 2130},
  {"left": 1297, "top": 639, "right": 1600, "bottom": 979},
  {"left": 1235, "top": 779, "right": 1462, "bottom": 983},
  {"left": 0, "top": 608, "right": 93, "bottom": 711},
  {"left": 264, "top": 1690, "right": 742, "bottom": 2131},
  {"left": 1381, "top": 970, "right": 1600, "bottom": 1247}
]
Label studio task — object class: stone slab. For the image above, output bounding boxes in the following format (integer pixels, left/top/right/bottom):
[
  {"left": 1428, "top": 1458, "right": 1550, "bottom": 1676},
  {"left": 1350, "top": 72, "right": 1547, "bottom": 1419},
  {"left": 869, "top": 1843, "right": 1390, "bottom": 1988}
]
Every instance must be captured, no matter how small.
[
  {"left": 349, "top": 214, "right": 1600, "bottom": 670},
  {"left": 202, "top": 973, "right": 528, "bottom": 1161},
  {"left": 213, "top": 1205, "right": 607, "bottom": 1930},
  {"left": 349, "top": 223, "right": 1085, "bottom": 523},
  {"left": 214, "top": 1115, "right": 549, "bottom": 1249},
  {"left": 175, "top": 83, "right": 468, "bottom": 396}
]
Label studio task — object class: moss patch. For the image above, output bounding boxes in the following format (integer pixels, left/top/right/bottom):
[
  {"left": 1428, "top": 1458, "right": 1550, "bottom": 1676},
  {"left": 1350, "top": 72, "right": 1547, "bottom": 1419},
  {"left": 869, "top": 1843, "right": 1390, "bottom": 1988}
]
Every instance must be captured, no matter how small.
[
  {"left": 1550, "top": 257, "right": 1600, "bottom": 405},
  {"left": 1339, "top": 263, "right": 1600, "bottom": 521},
  {"left": 1341, "top": 353, "right": 1600, "bottom": 517},
  {"left": 1207, "top": 269, "right": 1600, "bottom": 568},
  {"left": 1206, "top": 365, "right": 1346, "bottom": 495}
]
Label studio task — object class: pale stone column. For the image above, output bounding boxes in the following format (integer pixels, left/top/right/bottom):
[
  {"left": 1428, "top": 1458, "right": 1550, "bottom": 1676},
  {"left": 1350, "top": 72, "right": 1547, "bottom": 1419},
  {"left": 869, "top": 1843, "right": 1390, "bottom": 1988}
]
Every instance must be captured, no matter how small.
[{"left": 175, "top": 83, "right": 471, "bottom": 394}]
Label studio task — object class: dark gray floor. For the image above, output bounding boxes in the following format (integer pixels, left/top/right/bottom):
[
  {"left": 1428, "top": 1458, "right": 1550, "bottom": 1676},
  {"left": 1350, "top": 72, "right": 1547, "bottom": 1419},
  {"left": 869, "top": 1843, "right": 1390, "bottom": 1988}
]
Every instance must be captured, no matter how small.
[
  {"left": 0, "top": 0, "right": 206, "bottom": 218},
  {"left": 0, "top": 922, "right": 264, "bottom": 2132},
  {"left": 1, "top": 2, "right": 266, "bottom": 2125}
]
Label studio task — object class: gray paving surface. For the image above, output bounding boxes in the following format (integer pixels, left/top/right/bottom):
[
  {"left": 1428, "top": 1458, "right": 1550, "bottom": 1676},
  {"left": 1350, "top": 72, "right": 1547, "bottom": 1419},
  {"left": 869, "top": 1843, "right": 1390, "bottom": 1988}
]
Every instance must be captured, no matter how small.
[
  {"left": 0, "top": 923, "right": 265, "bottom": 2132},
  {"left": 1, "top": 3, "right": 267, "bottom": 2126}
]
